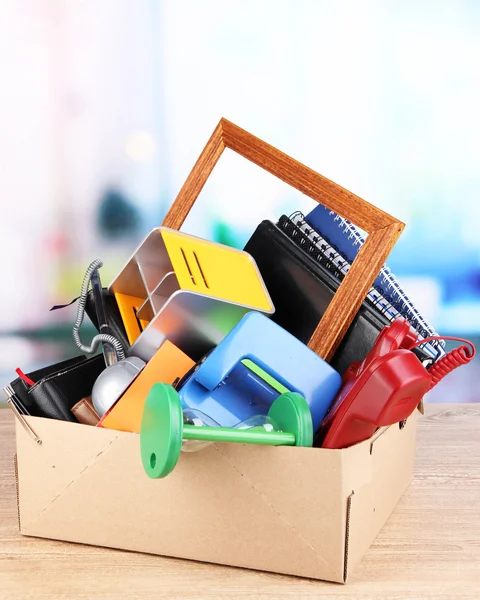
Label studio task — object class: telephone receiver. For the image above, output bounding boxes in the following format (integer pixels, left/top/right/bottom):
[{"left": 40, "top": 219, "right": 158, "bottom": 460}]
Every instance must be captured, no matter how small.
[{"left": 316, "top": 318, "right": 432, "bottom": 449}]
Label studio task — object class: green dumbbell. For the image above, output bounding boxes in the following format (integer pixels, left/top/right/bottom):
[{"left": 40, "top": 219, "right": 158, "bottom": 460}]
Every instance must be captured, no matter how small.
[{"left": 141, "top": 383, "right": 313, "bottom": 479}]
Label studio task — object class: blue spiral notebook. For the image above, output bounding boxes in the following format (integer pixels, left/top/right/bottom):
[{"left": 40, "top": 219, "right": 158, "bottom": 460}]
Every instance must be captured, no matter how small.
[{"left": 302, "top": 205, "right": 445, "bottom": 359}]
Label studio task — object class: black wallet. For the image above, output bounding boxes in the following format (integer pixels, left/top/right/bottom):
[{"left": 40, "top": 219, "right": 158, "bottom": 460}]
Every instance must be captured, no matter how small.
[
  {"left": 244, "top": 220, "right": 429, "bottom": 375},
  {"left": 10, "top": 355, "right": 106, "bottom": 422}
]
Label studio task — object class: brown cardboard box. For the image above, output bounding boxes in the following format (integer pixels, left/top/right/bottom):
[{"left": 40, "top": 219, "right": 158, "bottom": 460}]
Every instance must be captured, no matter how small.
[{"left": 15, "top": 412, "right": 417, "bottom": 583}]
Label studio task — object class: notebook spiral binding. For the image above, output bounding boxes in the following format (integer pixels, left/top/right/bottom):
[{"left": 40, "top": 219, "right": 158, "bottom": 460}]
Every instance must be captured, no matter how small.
[
  {"left": 278, "top": 212, "right": 444, "bottom": 360},
  {"left": 329, "top": 213, "right": 441, "bottom": 337}
]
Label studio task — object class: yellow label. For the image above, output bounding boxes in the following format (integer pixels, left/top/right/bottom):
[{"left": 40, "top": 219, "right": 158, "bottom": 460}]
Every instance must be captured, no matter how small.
[{"left": 160, "top": 228, "right": 273, "bottom": 312}]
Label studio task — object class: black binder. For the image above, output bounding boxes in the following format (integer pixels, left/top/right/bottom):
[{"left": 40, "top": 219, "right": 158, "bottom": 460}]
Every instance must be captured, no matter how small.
[{"left": 244, "top": 219, "right": 430, "bottom": 375}]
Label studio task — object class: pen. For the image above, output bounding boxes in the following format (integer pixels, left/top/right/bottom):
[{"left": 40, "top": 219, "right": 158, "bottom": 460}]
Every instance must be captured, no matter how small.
[
  {"left": 15, "top": 368, "right": 35, "bottom": 387},
  {"left": 3, "top": 386, "right": 42, "bottom": 445},
  {"left": 6, "top": 385, "right": 31, "bottom": 415},
  {"left": 90, "top": 268, "right": 117, "bottom": 367}
]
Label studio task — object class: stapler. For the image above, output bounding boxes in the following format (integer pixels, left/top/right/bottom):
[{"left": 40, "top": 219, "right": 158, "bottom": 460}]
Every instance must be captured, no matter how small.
[
  {"left": 316, "top": 318, "right": 476, "bottom": 449},
  {"left": 172, "top": 311, "right": 342, "bottom": 431}
]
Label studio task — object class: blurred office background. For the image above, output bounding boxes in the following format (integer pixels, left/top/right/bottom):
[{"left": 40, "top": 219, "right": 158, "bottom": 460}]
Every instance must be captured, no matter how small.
[{"left": 0, "top": 0, "right": 478, "bottom": 405}]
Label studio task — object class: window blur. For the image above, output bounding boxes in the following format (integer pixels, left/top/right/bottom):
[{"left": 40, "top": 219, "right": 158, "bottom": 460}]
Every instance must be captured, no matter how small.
[{"left": 0, "top": 1, "right": 478, "bottom": 404}]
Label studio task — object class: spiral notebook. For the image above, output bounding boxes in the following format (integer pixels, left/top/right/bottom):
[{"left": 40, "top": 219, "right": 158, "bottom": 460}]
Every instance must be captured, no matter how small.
[{"left": 280, "top": 210, "right": 444, "bottom": 360}]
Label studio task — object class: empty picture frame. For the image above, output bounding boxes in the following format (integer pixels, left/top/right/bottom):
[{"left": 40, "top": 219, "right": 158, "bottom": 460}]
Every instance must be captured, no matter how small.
[{"left": 161, "top": 118, "right": 404, "bottom": 362}]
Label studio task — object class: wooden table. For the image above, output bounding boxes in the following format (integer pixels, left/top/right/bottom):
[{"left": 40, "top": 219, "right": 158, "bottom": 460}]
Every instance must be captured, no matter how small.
[{"left": 0, "top": 404, "right": 479, "bottom": 599}]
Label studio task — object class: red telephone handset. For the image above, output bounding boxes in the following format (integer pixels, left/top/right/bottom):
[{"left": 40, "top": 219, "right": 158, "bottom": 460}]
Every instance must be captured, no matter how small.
[{"left": 316, "top": 318, "right": 475, "bottom": 449}]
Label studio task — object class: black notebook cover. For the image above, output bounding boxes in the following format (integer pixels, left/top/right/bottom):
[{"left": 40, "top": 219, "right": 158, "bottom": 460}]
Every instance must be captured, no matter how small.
[{"left": 245, "top": 220, "right": 422, "bottom": 375}]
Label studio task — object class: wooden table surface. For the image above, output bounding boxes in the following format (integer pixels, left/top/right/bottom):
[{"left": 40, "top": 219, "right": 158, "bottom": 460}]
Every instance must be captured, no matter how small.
[{"left": 0, "top": 404, "right": 479, "bottom": 600}]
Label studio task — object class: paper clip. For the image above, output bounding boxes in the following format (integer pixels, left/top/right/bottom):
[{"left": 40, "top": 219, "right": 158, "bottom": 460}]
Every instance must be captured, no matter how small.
[{"left": 3, "top": 386, "right": 42, "bottom": 445}]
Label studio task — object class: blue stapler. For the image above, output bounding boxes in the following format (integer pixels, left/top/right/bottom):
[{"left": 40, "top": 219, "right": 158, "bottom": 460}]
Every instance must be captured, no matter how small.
[{"left": 175, "top": 312, "right": 342, "bottom": 431}]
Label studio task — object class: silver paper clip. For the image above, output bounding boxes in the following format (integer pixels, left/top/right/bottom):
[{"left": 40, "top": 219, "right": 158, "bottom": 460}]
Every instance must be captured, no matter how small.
[{"left": 3, "top": 386, "right": 42, "bottom": 445}]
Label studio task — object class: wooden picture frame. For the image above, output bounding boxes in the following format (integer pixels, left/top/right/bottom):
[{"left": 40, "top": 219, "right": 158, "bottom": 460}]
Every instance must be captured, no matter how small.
[{"left": 162, "top": 118, "right": 404, "bottom": 361}]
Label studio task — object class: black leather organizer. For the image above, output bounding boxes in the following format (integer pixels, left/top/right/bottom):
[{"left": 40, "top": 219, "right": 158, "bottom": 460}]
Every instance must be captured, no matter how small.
[
  {"left": 10, "top": 355, "right": 106, "bottom": 422},
  {"left": 244, "top": 218, "right": 430, "bottom": 375}
]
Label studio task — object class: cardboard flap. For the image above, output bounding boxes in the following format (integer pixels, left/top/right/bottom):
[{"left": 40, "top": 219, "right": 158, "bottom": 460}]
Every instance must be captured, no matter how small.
[
  {"left": 340, "top": 435, "right": 376, "bottom": 491},
  {"left": 17, "top": 421, "right": 346, "bottom": 582},
  {"left": 213, "top": 443, "right": 351, "bottom": 578},
  {"left": 16, "top": 416, "right": 121, "bottom": 531},
  {"left": 343, "top": 413, "right": 418, "bottom": 580}
]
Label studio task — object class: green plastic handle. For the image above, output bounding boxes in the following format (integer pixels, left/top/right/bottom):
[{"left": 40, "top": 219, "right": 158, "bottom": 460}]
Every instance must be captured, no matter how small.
[
  {"left": 183, "top": 425, "right": 295, "bottom": 445},
  {"left": 141, "top": 383, "right": 314, "bottom": 479}
]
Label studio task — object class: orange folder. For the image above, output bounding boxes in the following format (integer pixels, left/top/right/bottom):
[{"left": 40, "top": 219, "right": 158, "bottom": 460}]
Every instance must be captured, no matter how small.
[{"left": 98, "top": 341, "right": 194, "bottom": 433}]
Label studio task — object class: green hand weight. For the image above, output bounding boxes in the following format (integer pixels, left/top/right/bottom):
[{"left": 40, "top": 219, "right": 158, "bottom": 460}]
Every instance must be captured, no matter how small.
[{"left": 141, "top": 383, "right": 313, "bottom": 479}]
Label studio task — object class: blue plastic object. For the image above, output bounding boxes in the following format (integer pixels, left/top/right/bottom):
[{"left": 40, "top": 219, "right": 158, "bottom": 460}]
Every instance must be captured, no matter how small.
[{"left": 177, "top": 311, "right": 342, "bottom": 430}]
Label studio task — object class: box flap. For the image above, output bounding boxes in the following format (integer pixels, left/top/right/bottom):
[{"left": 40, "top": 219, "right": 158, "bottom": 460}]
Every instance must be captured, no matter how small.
[
  {"left": 213, "top": 440, "right": 372, "bottom": 579},
  {"left": 16, "top": 416, "right": 120, "bottom": 531},
  {"left": 16, "top": 418, "right": 349, "bottom": 582},
  {"left": 343, "top": 413, "right": 417, "bottom": 581}
]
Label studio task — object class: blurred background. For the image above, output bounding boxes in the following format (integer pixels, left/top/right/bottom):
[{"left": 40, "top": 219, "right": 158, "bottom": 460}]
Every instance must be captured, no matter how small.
[{"left": 0, "top": 0, "right": 478, "bottom": 405}]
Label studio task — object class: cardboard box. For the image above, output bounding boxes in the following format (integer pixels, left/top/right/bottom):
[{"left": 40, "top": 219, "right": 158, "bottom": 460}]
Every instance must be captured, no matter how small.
[{"left": 14, "top": 412, "right": 417, "bottom": 583}]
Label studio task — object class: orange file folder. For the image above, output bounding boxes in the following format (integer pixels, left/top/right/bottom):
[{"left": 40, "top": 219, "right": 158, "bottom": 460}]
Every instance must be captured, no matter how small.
[{"left": 98, "top": 341, "right": 194, "bottom": 433}]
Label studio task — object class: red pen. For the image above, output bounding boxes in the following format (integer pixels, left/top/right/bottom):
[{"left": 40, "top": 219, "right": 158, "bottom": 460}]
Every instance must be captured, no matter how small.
[{"left": 15, "top": 368, "right": 35, "bottom": 387}]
